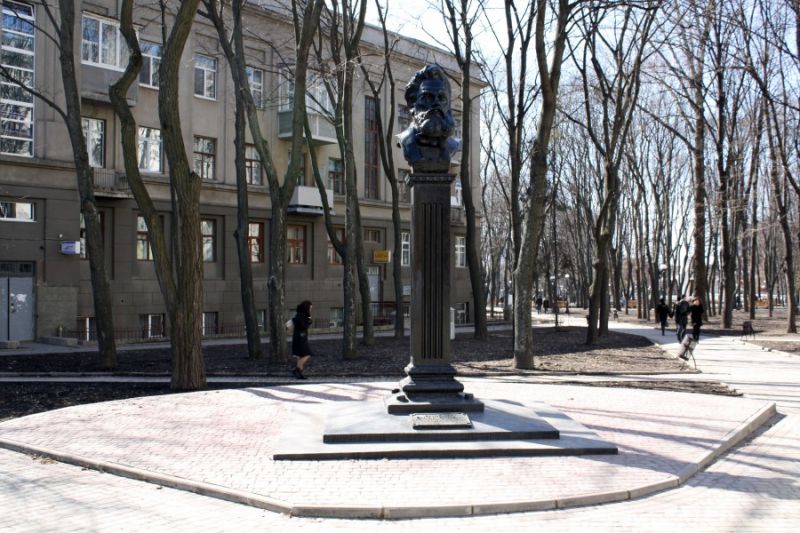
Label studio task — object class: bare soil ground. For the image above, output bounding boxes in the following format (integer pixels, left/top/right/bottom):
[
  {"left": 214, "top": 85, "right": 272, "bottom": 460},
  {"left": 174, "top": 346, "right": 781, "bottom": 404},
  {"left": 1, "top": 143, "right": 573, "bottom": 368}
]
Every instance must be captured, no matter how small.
[{"left": 1, "top": 316, "right": 767, "bottom": 422}]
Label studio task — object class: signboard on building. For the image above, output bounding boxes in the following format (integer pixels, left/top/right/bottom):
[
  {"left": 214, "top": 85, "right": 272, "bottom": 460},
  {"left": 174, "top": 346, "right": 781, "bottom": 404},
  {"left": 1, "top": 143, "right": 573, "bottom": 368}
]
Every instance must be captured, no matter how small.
[
  {"left": 60, "top": 241, "right": 81, "bottom": 255},
  {"left": 373, "top": 250, "right": 391, "bottom": 263}
]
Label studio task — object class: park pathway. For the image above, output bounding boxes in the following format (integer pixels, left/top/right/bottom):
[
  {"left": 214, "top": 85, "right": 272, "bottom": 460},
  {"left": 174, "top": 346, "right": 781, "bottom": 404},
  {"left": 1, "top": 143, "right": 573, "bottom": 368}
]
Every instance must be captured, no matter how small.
[{"left": 0, "top": 322, "right": 798, "bottom": 532}]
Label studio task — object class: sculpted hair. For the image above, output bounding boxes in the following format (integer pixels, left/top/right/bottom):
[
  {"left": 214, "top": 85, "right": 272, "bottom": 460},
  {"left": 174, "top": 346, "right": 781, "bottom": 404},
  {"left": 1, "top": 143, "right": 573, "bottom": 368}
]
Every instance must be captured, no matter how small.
[{"left": 404, "top": 64, "right": 450, "bottom": 108}]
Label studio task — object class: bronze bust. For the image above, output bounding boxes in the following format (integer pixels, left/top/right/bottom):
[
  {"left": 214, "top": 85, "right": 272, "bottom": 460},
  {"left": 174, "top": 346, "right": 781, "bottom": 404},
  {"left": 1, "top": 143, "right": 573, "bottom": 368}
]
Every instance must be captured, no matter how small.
[{"left": 398, "top": 65, "right": 461, "bottom": 174}]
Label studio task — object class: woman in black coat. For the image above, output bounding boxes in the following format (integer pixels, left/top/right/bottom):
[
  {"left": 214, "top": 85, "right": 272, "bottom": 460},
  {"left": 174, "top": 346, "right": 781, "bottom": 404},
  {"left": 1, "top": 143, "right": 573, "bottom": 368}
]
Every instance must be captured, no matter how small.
[
  {"left": 689, "top": 297, "right": 704, "bottom": 341},
  {"left": 291, "top": 300, "right": 313, "bottom": 379}
]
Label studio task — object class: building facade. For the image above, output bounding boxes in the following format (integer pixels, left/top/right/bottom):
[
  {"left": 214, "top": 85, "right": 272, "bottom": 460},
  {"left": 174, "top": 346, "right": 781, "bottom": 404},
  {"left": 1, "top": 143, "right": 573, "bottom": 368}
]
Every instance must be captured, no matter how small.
[{"left": 0, "top": 0, "right": 482, "bottom": 342}]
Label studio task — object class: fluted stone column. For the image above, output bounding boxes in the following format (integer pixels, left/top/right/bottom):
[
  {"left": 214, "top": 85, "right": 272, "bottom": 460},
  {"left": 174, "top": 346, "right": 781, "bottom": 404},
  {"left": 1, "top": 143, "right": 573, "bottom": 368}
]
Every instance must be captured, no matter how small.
[{"left": 386, "top": 173, "right": 483, "bottom": 414}]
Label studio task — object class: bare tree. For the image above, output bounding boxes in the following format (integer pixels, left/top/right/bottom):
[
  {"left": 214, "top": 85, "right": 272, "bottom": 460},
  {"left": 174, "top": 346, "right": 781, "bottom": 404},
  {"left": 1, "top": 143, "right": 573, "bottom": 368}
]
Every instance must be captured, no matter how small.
[
  {"left": 110, "top": 0, "right": 206, "bottom": 389},
  {"left": 441, "top": 0, "right": 487, "bottom": 339},
  {"left": 0, "top": 1, "right": 117, "bottom": 367},
  {"left": 202, "top": 0, "right": 262, "bottom": 359},
  {"left": 567, "top": 2, "right": 658, "bottom": 343}
]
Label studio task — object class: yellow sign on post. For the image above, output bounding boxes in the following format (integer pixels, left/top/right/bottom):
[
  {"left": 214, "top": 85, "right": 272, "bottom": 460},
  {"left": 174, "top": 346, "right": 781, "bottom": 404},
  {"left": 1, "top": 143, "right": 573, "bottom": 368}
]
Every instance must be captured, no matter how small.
[{"left": 373, "top": 250, "right": 391, "bottom": 263}]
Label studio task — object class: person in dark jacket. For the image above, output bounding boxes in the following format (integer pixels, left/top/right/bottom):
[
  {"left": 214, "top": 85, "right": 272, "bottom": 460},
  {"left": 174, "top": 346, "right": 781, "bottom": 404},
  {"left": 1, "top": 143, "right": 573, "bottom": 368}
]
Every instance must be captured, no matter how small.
[
  {"left": 655, "top": 298, "right": 672, "bottom": 336},
  {"left": 291, "top": 300, "right": 313, "bottom": 379},
  {"left": 689, "top": 296, "right": 704, "bottom": 341},
  {"left": 673, "top": 294, "right": 690, "bottom": 342}
]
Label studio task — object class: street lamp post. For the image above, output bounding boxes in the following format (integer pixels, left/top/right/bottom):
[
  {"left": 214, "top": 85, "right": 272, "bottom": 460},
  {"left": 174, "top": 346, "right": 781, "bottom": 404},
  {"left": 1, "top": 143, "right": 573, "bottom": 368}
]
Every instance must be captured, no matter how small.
[{"left": 659, "top": 263, "right": 668, "bottom": 300}]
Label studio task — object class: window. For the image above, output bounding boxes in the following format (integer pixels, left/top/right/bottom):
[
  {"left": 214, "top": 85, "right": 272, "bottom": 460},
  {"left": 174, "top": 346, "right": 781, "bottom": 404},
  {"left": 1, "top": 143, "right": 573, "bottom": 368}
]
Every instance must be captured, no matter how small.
[
  {"left": 327, "top": 227, "right": 344, "bottom": 265},
  {"left": 453, "top": 180, "right": 463, "bottom": 206},
  {"left": 136, "top": 215, "right": 153, "bottom": 260},
  {"left": 398, "top": 169, "right": 411, "bottom": 203},
  {"left": 139, "top": 40, "right": 161, "bottom": 87},
  {"left": 140, "top": 313, "right": 165, "bottom": 339},
  {"left": 1, "top": 1, "right": 35, "bottom": 156},
  {"left": 248, "top": 221, "right": 264, "bottom": 263},
  {"left": 455, "top": 235, "right": 466, "bottom": 268},
  {"left": 364, "top": 96, "right": 380, "bottom": 200},
  {"left": 245, "top": 144, "right": 262, "bottom": 185},
  {"left": 401, "top": 232, "right": 410, "bottom": 267},
  {"left": 194, "top": 53, "right": 217, "bottom": 99},
  {"left": 287, "top": 224, "right": 305, "bottom": 264},
  {"left": 201, "top": 219, "right": 216, "bottom": 262},
  {"left": 288, "top": 149, "right": 306, "bottom": 185},
  {"left": 454, "top": 302, "right": 469, "bottom": 325},
  {"left": 397, "top": 104, "right": 411, "bottom": 131},
  {"left": 364, "top": 228, "right": 381, "bottom": 244},
  {"left": 246, "top": 66, "right": 264, "bottom": 109},
  {"left": 329, "top": 307, "right": 343, "bottom": 328},
  {"left": 193, "top": 136, "right": 216, "bottom": 180},
  {"left": 81, "top": 118, "right": 105, "bottom": 167},
  {"left": 202, "top": 311, "right": 218, "bottom": 336},
  {"left": 257, "top": 309, "right": 267, "bottom": 332},
  {"left": 279, "top": 68, "right": 331, "bottom": 114},
  {"left": 137, "top": 127, "right": 162, "bottom": 172},
  {"left": 0, "top": 201, "right": 35, "bottom": 221},
  {"left": 79, "top": 211, "right": 104, "bottom": 260},
  {"left": 327, "top": 158, "right": 344, "bottom": 195},
  {"left": 81, "top": 13, "right": 128, "bottom": 69},
  {"left": 76, "top": 316, "right": 96, "bottom": 342}
]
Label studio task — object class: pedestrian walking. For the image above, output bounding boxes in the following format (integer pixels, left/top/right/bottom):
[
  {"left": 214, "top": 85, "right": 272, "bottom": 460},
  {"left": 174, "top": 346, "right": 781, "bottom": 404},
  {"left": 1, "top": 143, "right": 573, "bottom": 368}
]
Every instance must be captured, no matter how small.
[
  {"left": 291, "top": 300, "right": 313, "bottom": 380},
  {"left": 655, "top": 298, "right": 672, "bottom": 336},
  {"left": 689, "top": 296, "right": 704, "bottom": 341},
  {"left": 535, "top": 296, "right": 543, "bottom": 314},
  {"left": 543, "top": 298, "right": 550, "bottom": 314},
  {"left": 673, "top": 294, "right": 690, "bottom": 342}
]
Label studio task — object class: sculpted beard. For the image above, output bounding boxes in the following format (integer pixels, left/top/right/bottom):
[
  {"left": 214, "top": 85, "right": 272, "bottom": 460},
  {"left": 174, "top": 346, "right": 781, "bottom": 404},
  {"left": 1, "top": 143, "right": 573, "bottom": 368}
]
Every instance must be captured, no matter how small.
[{"left": 416, "top": 108, "right": 455, "bottom": 140}]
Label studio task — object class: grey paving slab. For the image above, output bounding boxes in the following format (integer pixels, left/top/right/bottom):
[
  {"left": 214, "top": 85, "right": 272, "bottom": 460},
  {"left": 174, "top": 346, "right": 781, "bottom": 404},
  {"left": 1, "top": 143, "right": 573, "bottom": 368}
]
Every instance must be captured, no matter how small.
[{"left": 0, "top": 380, "right": 775, "bottom": 519}]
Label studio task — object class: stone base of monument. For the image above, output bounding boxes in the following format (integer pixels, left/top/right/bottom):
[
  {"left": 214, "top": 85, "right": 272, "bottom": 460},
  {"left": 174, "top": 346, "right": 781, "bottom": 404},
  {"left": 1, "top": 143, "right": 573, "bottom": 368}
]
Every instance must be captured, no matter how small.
[{"left": 272, "top": 399, "right": 618, "bottom": 461}]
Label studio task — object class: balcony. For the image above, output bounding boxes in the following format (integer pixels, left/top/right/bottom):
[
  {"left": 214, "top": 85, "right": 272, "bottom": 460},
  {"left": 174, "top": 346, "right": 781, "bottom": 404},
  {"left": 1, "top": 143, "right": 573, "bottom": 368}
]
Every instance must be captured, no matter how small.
[
  {"left": 288, "top": 185, "right": 334, "bottom": 216},
  {"left": 278, "top": 110, "right": 337, "bottom": 145},
  {"left": 92, "top": 168, "right": 131, "bottom": 198},
  {"left": 80, "top": 63, "right": 137, "bottom": 105}
]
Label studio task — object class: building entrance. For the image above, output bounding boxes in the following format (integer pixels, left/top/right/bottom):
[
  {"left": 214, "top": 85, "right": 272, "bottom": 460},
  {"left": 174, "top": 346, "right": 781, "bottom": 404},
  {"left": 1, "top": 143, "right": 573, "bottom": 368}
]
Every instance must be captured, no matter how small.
[{"left": 1, "top": 263, "right": 35, "bottom": 341}]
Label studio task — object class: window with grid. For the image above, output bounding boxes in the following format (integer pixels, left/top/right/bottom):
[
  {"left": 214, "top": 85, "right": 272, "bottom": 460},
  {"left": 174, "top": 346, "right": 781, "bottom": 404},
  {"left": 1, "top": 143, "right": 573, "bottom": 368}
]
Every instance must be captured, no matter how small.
[
  {"left": 364, "top": 228, "right": 381, "bottom": 244},
  {"left": 201, "top": 218, "right": 216, "bottom": 262},
  {"left": 76, "top": 316, "right": 96, "bottom": 342},
  {"left": 79, "top": 211, "right": 104, "bottom": 260},
  {"left": 288, "top": 149, "right": 306, "bottom": 185},
  {"left": 81, "top": 117, "right": 105, "bottom": 168},
  {"left": 398, "top": 169, "right": 411, "bottom": 203},
  {"left": 245, "top": 144, "right": 262, "bottom": 185},
  {"left": 401, "top": 232, "right": 410, "bottom": 267},
  {"left": 287, "top": 224, "right": 305, "bottom": 264},
  {"left": 327, "top": 158, "right": 344, "bottom": 195},
  {"left": 139, "top": 313, "right": 165, "bottom": 338},
  {"left": 248, "top": 221, "right": 264, "bottom": 263},
  {"left": 246, "top": 66, "right": 265, "bottom": 109},
  {"left": 364, "top": 96, "right": 380, "bottom": 199},
  {"left": 137, "top": 127, "right": 162, "bottom": 172},
  {"left": 1, "top": 1, "right": 35, "bottom": 157},
  {"left": 0, "top": 201, "right": 35, "bottom": 222},
  {"left": 397, "top": 104, "right": 411, "bottom": 131},
  {"left": 202, "top": 311, "right": 218, "bottom": 336},
  {"left": 194, "top": 53, "right": 217, "bottom": 99},
  {"left": 455, "top": 235, "right": 466, "bottom": 268},
  {"left": 327, "top": 227, "right": 344, "bottom": 265},
  {"left": 139, "top": 40, "right": 161, "bottom": 87},
  {"left": 193, "top": 136, "right": 216, "bottom": 180},
  {"left": 81, "top": 13, "right": 128, "bottom": 69},
  {"left": 136, "top": 216, "right": 153, "bottom": 260}
]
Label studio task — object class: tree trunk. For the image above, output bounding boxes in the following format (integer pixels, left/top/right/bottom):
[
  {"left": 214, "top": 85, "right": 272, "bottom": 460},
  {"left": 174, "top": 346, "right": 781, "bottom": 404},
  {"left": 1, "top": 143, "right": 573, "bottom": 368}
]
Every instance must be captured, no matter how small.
[{"left": 55, "top": 0, "right": 117, "bottom": 368}]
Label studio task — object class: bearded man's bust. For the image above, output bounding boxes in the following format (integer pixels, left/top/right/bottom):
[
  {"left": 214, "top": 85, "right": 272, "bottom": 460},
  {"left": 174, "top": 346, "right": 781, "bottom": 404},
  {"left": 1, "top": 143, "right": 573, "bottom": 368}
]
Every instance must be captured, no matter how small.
[{"left": 398, "top": 65, "right": 461, "bottom": 174}]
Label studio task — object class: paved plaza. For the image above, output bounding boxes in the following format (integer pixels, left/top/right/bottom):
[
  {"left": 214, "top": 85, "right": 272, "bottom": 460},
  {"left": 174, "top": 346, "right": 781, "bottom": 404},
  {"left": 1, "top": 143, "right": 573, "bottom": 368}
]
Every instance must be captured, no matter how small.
[{"left": 0, "top": 321, "right": 798, "bottom": 531}]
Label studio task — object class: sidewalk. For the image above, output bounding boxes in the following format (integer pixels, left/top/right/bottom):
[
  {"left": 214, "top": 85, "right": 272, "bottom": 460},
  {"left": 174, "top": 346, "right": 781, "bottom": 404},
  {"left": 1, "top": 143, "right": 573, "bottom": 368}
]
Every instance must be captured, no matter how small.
[{"left": 0, "top": 321, "right": 798, "bottom": 531}]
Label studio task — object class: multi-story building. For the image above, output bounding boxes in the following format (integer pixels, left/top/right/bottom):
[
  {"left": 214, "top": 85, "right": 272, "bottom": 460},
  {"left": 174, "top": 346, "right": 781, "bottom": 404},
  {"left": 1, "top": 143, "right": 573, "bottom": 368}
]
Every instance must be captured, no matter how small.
[{"left": 0, "top": 0, "right": 482, "bottom": 343}]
